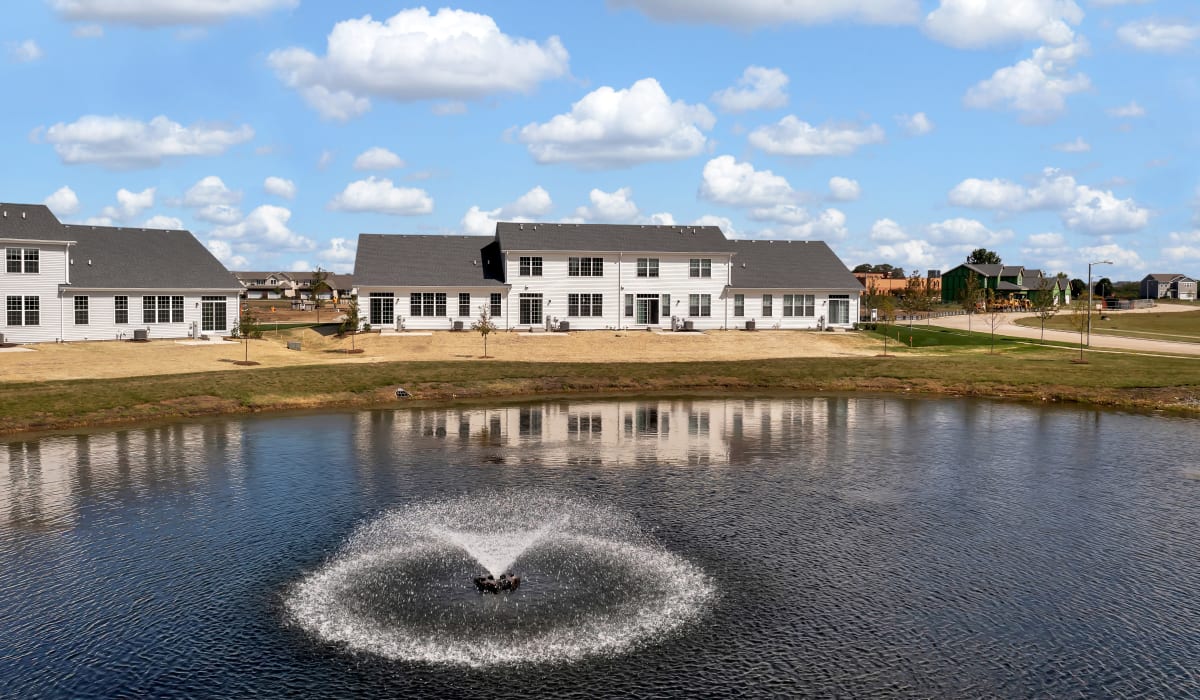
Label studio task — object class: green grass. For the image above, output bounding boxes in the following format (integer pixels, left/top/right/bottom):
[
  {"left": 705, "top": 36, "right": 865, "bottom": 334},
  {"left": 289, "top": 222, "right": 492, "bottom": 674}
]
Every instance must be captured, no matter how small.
[{"left": 1014, "top": 309, "right": 1200, "bottom": 344}]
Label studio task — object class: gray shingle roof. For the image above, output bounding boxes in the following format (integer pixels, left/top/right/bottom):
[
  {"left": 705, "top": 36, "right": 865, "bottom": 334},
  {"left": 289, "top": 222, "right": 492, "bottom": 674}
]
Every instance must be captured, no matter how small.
[
  {"left": 2, "top": 203, "right": 239, "bottom": 290},
  {"left": 727, "top": 239, "right": 860, "bottom": 290},
  {"left": 354, "top": 234, "right": 504, "bottom": 287},
  {"left": 496, "top": 222, "right": 729, "bottom": 252},
  {"left": 1145, "top": 273, "right": 1188, "bottom": 282}
]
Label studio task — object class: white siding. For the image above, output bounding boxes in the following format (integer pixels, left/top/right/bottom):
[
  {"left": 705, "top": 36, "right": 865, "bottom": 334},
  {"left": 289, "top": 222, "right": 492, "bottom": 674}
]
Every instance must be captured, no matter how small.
[
  {"left": 1, "top": 242, "right": 69, "bottom": 343},
  {"left": 55, "top": 292, "right": 236, "bottom": 342},
  {"left": 729, "top": 289, "right": 861, "bottom": 329},
  {"left": 358, "top": 286, "right": 509, "bottom": 331}
]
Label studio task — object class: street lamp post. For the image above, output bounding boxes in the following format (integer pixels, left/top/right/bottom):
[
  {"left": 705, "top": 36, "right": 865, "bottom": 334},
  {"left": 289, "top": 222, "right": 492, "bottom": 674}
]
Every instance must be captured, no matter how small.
[{"left": 1086, "top": 259, "right": 1113, "bottom": 346}]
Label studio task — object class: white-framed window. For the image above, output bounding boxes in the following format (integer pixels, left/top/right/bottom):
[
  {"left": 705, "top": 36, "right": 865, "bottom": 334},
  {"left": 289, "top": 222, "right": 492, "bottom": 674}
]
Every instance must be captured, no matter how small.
[
  {"left": 519, "top": 256, "right": 542, "bottom": 276},
  {"left": 568, "top": 257, "right": 604, "bottom": 277},
  {"left": 142, "top": 295, "right": 183, "bottom": 323},
  {"left": 489, "top": 293, "right": 502, "bottom": 317},
  {"left": 689, "top": 294, "right": 711, "bottom": 317},
  {"left": 624, "top": 294, "right": 634, "bottom": 317},
  {"left": 74, "top": 296, "right": 89, "bottom": 325},
  {"left": 784, "top": 294, "right": 815, "bottom": 317},
  {"left": 734, "top": 294, "right": 745, "bottom": 317},
  {"left": 6, "top": 296, "right": 39, "bottom": 326},
  {"left": 567, "top": 293, "right": 603, "bottom": 317},
  {"left": 369, "top": 292, "right": 394, "bottom": 325},
  {"left": 636, "top": 258, "right": 659, "bottom": 278},
  {"left": 5, "top": 248, "right": 38, "bottom": 274},
  {"left": 114, "top": 296, "right": 128, "bottom": 324},
  {"left": 762, "top": 294, "right": 773, "bottom": 317},
  {"left": 201, "top": 296, "right": 227, "bottom": 331},
  {"left": 410, "top": 292, "right": 447, "bottom": 317},
  {"left": 458, "top": 293, "right": 471, "bottom": 317},
  {"left": 689, "top": 258, "right": 711, "bottom": 278}
]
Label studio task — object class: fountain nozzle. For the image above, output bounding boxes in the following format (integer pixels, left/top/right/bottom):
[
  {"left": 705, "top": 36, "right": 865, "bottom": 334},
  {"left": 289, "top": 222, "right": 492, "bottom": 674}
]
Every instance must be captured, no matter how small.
[{"left": 473, "top": 573, "right": 521, "bottom": 594}]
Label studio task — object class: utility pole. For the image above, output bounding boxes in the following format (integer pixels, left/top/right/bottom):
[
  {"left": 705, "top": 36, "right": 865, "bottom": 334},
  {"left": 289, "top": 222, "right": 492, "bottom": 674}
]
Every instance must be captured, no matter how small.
[{"left": 1087, "top": 259, "right": 1112, "bottom": 346}]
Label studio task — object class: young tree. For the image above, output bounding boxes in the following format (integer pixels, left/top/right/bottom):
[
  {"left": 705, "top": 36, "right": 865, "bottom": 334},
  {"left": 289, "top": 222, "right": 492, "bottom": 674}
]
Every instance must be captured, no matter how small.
[
  {"left": 1066, "top": 298, "right": 1091, "bottom": 362},
  {"left": 310, "top": 268, "right": 332, "bottom": 323},
  {"left": 1094, "top": 277, "right": 1114, "bottom": 299},
  {"left": 899, "top": 273, "right": 933, "bottom": 327},
  {"left": 470, "top": 303, "right": 498, "bottom": 358},
  {"left": 339, "top": 296, "right": 361, "bottom": 351},
  {"left": 1029, "top": 280, "right": 1059, "bottom": 342},
  {"left": 957, "top": 272, "right": 983, "bottom": 335},
  {"left": 984, "top": 289, "right": 1006, "bottom": 354},
  {"left": 877, "top": 296, "right": 896, "bottom": 356},
  {"left": 862, "top": 278, "right": 884, "bottom": 323},
  {"left": 967, "top": 248, "right": 1002, "bottom": 265}
]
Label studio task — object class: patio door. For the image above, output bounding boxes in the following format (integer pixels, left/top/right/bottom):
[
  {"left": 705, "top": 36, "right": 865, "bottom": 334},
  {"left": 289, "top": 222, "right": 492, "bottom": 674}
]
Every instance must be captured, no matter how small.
[
  {"left": 202, "top": 296, "right": 226, "bottom": 331},
  {"left": 519, "top": 293, "right": 543, "bottom": 325},
  {"left": 635, "top": 294, "right": 659, "bottom": 325},
  {"left": 827, "top": 295, "right": 850, "bottom": 325}
]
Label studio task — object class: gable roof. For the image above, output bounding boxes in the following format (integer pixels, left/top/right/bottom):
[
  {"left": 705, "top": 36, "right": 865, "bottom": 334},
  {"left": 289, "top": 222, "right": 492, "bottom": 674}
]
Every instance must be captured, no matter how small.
[
  {"left": 726, "top": 239, "right": 859, "bottom": 290},
  {"left": 1, "top": 203, "right": 239, "bottom": 290},
  {"left": 496, "top": 222, "right": 729, "bottom": 253},
  {"left": 354, "top": 234, "right": 504, "bottom": 287},
  {"left": 1144, "top": 273, "right": 1192, "bottom": 283},
  {"left": 956, "top": 263, "right": 1003, "bottom": 277}
]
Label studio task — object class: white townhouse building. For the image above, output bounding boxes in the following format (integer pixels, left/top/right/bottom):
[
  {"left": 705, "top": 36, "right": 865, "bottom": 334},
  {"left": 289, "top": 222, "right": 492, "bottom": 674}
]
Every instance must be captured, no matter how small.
[
  {"left": 1, "top": 203, "right": 242, "bottom": 344},
  {"left": 353, "top": 222, "right": 861, "bottom": 331}
]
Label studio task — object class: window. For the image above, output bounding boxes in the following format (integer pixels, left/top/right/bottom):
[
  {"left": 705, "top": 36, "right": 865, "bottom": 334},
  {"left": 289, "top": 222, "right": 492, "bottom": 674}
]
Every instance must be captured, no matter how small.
[
  {"left": 114, "top": 296, "right": 128, "bottom": 324},
  {"left": 784, "top": 294, "right": 815, "bottom": 317},
  {"left": 7, "top": 296, "right": 39, "bottom": 326},
  {"left": 636, "top": 258, "right": 659, "bottom": 278},
  {"left": 567, "top": 293, "right": 603, "bottom": 317},
  {"left": 459, "top": 293, "right": 471, "bottom": 317},
  {"left": 624, "top": 294, "right": 634, "bottom": 317},
  {"left": 519, "top": 256, "right": 542, "bottom": 276},
  {"left": 661, "top": 294, "right": 670, "bottom": 317},
  {"left": 143, "top": 296, "right": 156, "bottom": 323},
  {"left": 689, "top": 258, "right": 711, "bottom": 278},
  {"left": 569, "top": 257, "right": 604, "bottom": 277},
  {"left": 141, "top": 296, "right": 182, "bottom": 323},
  {"left": 410, "top": 293, "right": 448, "bottom": 317},
  {"left": 172, "top": 296, "right": 184, "bottom": 323},
  {"left": 762, "top": 294, "right": 773, "bottom": 317},
  {"left": 6, "top": 248, "right": 38, "bottom": 273},
  {"left": 734, "top": 294, "right": 745, "bottom": 317},
  {"left": 689, "top": 294, "right": 711, "bottom": 317},
  {"left": 24, "top": 296, "right": 38, "bottom": 325},
  {"left": 74, "top": 296, "right": 89, "bottom": 325},
  {"left": 489, "top": 293, "right": 502, "bottom": 317},
  {"left": 369, "top": 292, "right": 394, "bottom": 326}
]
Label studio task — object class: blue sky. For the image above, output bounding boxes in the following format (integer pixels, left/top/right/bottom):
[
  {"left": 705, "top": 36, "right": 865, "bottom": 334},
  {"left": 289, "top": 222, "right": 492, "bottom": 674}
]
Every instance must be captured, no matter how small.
[{"left": 2, "top": 1, "right": 1197, "bottom": 280}]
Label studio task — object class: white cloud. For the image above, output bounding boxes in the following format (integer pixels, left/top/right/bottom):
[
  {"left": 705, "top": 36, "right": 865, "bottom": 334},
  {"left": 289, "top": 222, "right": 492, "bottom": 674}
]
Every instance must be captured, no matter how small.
[
  {"left": 328, "top": 177, "right": 433, "bottom": 216},
  {"left": 1088, "top": 0, "right": 1149, "bottom": 5},
  {"left": 1078, "top": 242, "right": 1145, "bottom": 271},
  {"left": 209, "top": 205, "right": 315, "bottom": 251},
  {"left": 317, "top": 150, "right": 334, "bottom": 170},
  {"left": 44, "top": 186, "right": 81, "bottom": 216},
  {"left": 101, "top": 187, "right": 155, "bottom": 221},
  {"left": 432, "top": 101, "right": 468, "bottom": 116},
  {"left": 896, "top": 112, "right": 934, "bottom": 136},
  {"left": 1107, "top": 101, "right": 1146, "bottom": 118},
  {"left": 518, "top": 78, "right": 715, "bottom": 167},
  {"left": 870, "top": 218, "right": 908, "bottom": 242},
  {"left": 1053, "top": 136, "right": 1091, "bottom": 152},
  {"left": 40, "top": 115, "right": 253, "bottom": 169},
  {"left": 964, "top": 38, "right": 1091, "bottom": 123},
  {"left": 50, "top": 0, "right": 298, "bottom": 26},
  {"left": 195, "top": 205, "right": 242, "bottom": 225},
  {"left": 183, "top": 175, "right": 240, "bottom": 207},
  {"left": 754, "top": 207, "right": 849, "bottom": 240},
  {"left": 461, "top": 186, "right": 554, "bottom": 235},
  {"left": 288, "top": 260, "right": 311, "bottom": 273},
  {"left": 1117, "top": 20, "right": 1200, "bottom": 53},
  {"left": 204, "top": 240, "right": 249, "bottom": 269},
  {"left": 268, "top": 8, "right": 568, "bottom": 121},
  {"left": 949, "top": 168, "right": 1150, "bottom": 234},
  {"left": 263, "top": 176, "right": 296, "bottom": 200},
  {"left": 609, "top": 0, "right": 920, "bottom": 26},
  {"left": 924, "top": 0, "right": 1084, "bottom": 49},
  {"left": 699, "top": 155, "right": 796, "bottom": 207},
  {"left": 144, "top": 215, "right": 183, "bottom": 229},
  {"left": 748, "top": 115, "right": 885, "bottom": 156},
  {"left": 828, "top": 176, "right": 861, "bottom": 201},
  {"left": 574, "top": 187, "right": 642, "bottom": 223},
  {"left": 317, "top": 237, "right": 357, "bottom": 274},
  {"left": 353, "top": 147, "right": 405, "bottom": 171},
  {"left": 1063, "top": 188, "right": 1151, "bottom": 234},
  {"left": 712, "top": 66, "right": 788, "bottom": 113},
  {"left": 873, "top": 239, "right": 941, "bottom": 270},
  {"left": 926, "top": 218, "right": 1014, "bottom": 246},
  {"left": 7, "top": 40, "right": 44, "bottom": 63},
  {"left": 1164, "top": 230, "right": 1200, "bottom": 260},
  {"left": 692, "top": 214, "right": 737, "bottom": 237}
]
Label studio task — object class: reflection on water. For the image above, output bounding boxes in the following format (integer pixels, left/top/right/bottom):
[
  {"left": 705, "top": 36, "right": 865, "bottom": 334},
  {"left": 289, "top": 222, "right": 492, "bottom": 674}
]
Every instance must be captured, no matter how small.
[{"left": 1, "top": 397, "right": 1198, "bottom": 697}]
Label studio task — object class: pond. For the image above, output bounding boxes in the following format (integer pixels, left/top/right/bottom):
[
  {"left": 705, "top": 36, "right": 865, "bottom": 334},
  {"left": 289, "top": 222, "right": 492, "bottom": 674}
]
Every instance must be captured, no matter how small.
[{"left": 1, "top": 397, "right": 1197, "bottom": 697}]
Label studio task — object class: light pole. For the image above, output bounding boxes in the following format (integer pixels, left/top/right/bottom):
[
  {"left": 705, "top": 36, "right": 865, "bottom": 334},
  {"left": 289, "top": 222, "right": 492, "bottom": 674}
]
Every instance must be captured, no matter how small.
[{"left": 1086, "top": 259, "right": 1112, "bottom": 346}]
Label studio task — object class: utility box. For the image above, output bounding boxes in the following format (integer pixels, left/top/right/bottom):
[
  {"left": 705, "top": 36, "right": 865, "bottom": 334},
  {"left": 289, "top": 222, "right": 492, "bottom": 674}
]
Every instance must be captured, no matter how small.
[
  {"left": 683, "top": 320, "right": 695, "bottom": 331},
  {"left": 558, "top": 321, "right": 569, "bottom": 331},
  {"left": 133, "top": 329, "right": 149, "bottom": 341},
  {"left": 287, "top": 341, "right": 301, "bottom": 351},
  {"left": 745, "top": 320, "right": 755, "bottom": 330},
  {"left": 452, "top": 321, "right": 464, "bottom": 331}
]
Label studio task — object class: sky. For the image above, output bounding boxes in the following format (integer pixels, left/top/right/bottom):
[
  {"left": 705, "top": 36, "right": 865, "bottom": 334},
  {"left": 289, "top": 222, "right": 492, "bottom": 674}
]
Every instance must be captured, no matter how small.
[{"left": 2, "top": 0, "right": 1198, "bottom": 281}]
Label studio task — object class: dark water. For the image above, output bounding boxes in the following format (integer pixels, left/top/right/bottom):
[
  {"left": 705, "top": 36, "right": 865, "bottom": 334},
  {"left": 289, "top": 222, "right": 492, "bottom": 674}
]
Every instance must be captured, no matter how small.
[{"left": 1, "top": 397, "right": 1198, "bottom": 698}]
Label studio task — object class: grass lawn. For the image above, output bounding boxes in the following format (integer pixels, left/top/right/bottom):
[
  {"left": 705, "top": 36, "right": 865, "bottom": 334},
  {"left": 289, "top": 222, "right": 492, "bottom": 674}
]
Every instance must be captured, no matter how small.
[{"left": 1014, "top": 309, "right": 1200, "bottom": 344}]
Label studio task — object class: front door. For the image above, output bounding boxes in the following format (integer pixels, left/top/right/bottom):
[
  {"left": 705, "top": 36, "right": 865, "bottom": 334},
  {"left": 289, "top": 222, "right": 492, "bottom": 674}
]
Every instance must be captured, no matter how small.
[{"left": 636, "top": 295, "right": 659, "bottom": 325}]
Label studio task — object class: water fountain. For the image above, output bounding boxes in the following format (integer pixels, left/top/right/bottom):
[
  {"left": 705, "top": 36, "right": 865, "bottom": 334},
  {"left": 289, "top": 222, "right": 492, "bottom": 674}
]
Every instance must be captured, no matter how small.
[{"left": 285, "top": 491, "right": 714, "bottom": 668}]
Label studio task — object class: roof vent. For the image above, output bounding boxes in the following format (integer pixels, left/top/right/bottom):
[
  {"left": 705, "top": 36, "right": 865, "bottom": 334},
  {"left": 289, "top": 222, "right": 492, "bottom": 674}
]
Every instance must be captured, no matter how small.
[
  {"left": 519, "top": 223, "right": 524, "bottom": 230},
  {"left": 473, "top": 260, "right": 478, "bottom": 266},
  {"left": 2, "top": 210, "right": 6, "bottom": 218},
  {"left": 87, "top": 259, "right": 92, "bottom": 266},
  {"left": 22, "top": 212, "right": 26, "bottom": 219}
]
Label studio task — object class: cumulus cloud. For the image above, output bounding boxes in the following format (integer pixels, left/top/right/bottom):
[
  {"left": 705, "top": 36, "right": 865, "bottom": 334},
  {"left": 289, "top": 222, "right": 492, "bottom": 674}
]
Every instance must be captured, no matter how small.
[
  {"left": 609, "top": 0, "right": 920, "bottom": 26},
  {"left": 264, "top": 176, "right": 296, "bottom": 200},
  {"left": 699, "top": 155, "right": 796, "bottom": 207},
  {"left": 896, "top": 112, "right": 934, "bottom": 136},
  {"left": 1163, "top": 229, "right": 1200, "bottom": 260},
  {"left": 50, "top": 0, "right": 298, "bottom": 26},
  {"left": 100, "top": 187, "right": 155, "bottom": 221},
  {"left": 948, "top": 167, "right": 1150, "bottom": 234},
  {"left": 573, "top": 187, "right": 642, "bottom": 223},
  {"left": 752, "top": 207, "right": 849, "bottom": 240},
  {"left": 268, "top": 7, "right": 568, "bottom": 120},
  {"left": 1106, "top": 101, "right": 1146, "bottom": 118},
  {"left": 964, "top": 38, "right": 1090, "bottom": 123},
  {"left": 712, "top": 66, "right": 788, "bottom": 113},
  {"left": 143, "top": 215, "right": 184, "bottom": 229},
  {"left": 7, "top": 39, "right": 44, "bottom": 63},
  {"left": 748, "top": 116, "right": 885, "bottom": 156},
  {"left": 869, "top": 218, "right": 908, "bottom": 242},
  {"left": 209, "top": 205, "right": 315, "bottom": 251},
  {"left": 692, "top": 214, "right": 737, "bottom": 237},
  {"left": 44, "top": 186, "right": 81, "bottom": 216},
  {"left": 518, "top": 78, "right": 715, "bottom": 168},
  {"left": 1117, "top": 20, "right": 1200, "bottom": 53},
  {"left": 1053, "top": 137, "right": 1091, "bottom": 152},
  {"left": 1078, "top": 241, "right": 1144, "bottom": 271},
  {"left": 328, "top": 177, "right": 433, "bottom": 216},
  {"left": 183, "top": 175, "right": 240, "bottom": 207},
  {"left": 873, "top": 239, "right": 942, "bottom": 270},
  {"left": 924, "top": 0, "right": 1084, "bottom": 49},
  {"left": 317, "top": 237, "right": 357, "bottom": 273},
  {"left": 205, "top": 239, "right": 249, "bottom": 269},
  {"left": 353, "top": 147, "right": 405, "bottom": 171},
  {"left": 828, "top": 177, "right": 861, "bottom": 201},
  {"left": 39, "top": 115, "right": 253, "bottom": 169},
  {"left": 925, "top": 218, "right": 1014, "bottom": 246},
  {"left": 461, "top": 186, "right": 554, "bottom": 235}
]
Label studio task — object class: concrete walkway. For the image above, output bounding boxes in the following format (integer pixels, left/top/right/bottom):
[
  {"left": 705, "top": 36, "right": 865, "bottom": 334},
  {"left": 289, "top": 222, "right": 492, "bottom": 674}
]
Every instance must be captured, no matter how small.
[{"left": 924, "top": 305, "right": 1200, "bottom": 357}]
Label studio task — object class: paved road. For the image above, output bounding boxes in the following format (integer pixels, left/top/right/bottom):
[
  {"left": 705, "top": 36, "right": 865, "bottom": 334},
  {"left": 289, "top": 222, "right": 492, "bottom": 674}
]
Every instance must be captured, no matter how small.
[{"left": 924, "top": 305, "right": 1200, "bottom": 357}]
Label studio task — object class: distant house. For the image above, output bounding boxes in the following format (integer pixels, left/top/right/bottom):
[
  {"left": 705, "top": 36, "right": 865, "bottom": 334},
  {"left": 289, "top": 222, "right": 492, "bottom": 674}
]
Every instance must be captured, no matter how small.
[
  {"left": 1140, "top": 274, "right": 1197, "bottom": 301},
  {"left": 354, "top": 222, "right": 860, "bottom": 331},
  {"left": 233, "top": 271, "right": 354, "bottom": 301},
  {"left": 2, "top": 203, "right": 241, "bottom": 343},
  {"left": 853, "top": 271, "right": 943, "bottom": 296},
  {"left": 941, "top": 263, "right": 1070, "bottom": 305}
]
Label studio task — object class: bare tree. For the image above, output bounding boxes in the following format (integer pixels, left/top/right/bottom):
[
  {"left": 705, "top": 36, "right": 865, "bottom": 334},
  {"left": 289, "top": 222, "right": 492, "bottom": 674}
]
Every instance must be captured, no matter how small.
[
  {"left": 984, "top": 289, "right": 1006, "bottom": 354},
  {"left": 1066, "top": 298, "right": 1090, "bottom": 362},
  {"left": 1029, "top": 281, "right": 1059, "bottom": 342},
  {"left": 470, "top": 303, "right": 498, "bottom": 358},
  {"left": 339, "top": 296, "right": 362, "bottom": 352},
  {"left": 310, "top": 267, "right": 332, "bottom": 324},
  {"left": 877, "top": 296, "right": 896, "bottom": 356},
  {"left": 957, "top": 273, "right": 983, "bottom": 335}
]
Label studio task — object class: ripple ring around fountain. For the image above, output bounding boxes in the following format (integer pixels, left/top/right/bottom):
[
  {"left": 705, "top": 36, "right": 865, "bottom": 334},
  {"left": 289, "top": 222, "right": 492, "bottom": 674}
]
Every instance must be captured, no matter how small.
[{"left": 285, "top": 527, "right": 714, "bottom": 668}]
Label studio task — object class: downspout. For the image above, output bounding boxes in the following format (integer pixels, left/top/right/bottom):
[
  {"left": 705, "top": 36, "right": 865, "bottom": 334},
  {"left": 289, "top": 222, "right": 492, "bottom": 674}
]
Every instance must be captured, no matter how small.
[{"left": 617, "top": 252, "right": 622, "bottom": 330}]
